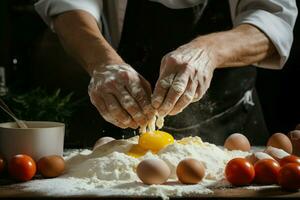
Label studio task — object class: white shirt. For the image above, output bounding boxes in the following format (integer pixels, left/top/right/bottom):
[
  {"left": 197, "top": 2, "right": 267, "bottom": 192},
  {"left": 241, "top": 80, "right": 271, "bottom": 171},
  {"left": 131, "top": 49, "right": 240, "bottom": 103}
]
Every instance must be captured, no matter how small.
[{"left": 35, "top": 0, "right": 298, "bottom": 69}]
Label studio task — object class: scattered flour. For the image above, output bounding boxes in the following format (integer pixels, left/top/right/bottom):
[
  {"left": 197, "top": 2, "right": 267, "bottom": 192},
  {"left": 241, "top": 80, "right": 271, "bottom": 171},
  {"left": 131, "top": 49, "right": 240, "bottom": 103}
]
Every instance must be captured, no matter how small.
[
  {"left": 160, "top": 73, "right": 175, "bottom": 89},
  {"left": 6, "top": 136, "right": 250, "bottom": 199}
]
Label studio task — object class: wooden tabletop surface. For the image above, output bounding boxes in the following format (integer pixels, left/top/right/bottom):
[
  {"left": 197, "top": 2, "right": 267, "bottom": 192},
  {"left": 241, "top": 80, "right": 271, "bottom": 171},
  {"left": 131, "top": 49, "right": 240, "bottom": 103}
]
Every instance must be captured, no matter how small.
[
  {"left": 1, "top": 177, "right": 299, "bottom": 199},
  {"left": 0, "top": 186, "right": 299, "bottom": 199}
]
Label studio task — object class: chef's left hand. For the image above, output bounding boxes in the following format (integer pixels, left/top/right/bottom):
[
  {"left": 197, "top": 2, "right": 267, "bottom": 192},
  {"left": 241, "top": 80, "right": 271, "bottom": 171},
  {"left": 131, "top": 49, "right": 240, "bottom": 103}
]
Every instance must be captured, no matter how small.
[{"left": 152, "top": 43, "right": 216, "bottom": 116}]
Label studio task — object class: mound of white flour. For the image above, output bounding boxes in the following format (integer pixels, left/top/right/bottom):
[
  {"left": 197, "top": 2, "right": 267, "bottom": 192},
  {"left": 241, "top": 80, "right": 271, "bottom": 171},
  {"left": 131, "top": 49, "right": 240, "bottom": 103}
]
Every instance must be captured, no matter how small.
[{"left": 12, "top": 136, "right": 250, "bottom": 199}]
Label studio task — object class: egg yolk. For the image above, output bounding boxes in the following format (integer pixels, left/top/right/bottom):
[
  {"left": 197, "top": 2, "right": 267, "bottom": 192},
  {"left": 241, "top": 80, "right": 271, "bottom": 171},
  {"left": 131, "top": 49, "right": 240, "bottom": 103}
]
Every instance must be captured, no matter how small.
[
  {"left": 139, "top": 130, "right": 174, "bottom": 152},
  {"left": 126, "top": 130, "right": 174, "bottom": 158},
  {"left": 126, "top": 144, "right": 148, "bottom": 158}
]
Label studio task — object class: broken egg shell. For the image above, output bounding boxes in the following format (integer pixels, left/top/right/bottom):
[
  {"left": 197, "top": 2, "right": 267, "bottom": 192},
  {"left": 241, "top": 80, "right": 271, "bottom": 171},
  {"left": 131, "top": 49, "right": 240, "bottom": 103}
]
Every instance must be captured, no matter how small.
[
  {"left": 224, "top": 133, "right": 251, "bottom": 152},
  {"left": 93, "top": 137, "right": 115, "bottom": 150},
  {"left": 267, "top": 133, "right": 293, "bottom": 154},
  {"left": 245, "top": 152, "right": 275, "bottom": 165},
  {"left": 264, "top": 146, "right": 290, "bottom": 162},
  {"left": 137, "top": 159, "right": 170, "bottom": 185}
]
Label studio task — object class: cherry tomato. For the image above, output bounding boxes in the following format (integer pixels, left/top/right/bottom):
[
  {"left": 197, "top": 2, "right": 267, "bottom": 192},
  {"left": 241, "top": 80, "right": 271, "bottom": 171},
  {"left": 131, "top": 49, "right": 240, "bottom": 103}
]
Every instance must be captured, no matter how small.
[
  {"left": 8, "top": 154, "right": 36, "bottom": 182},
  {"left": 225, "top": 158, "right": 255, "bottom": 186},
  {"left": 0, "top": 156, "right": 5, "bottom": 175},
  {"left": 254, "top": 159, "right": 280, "bottom": 185},
  {"left": 278, "top": 163, "right": 300, "bottom": 191},
  {"left": 280, "top": 155, "right": 300, "bottom": 166}
]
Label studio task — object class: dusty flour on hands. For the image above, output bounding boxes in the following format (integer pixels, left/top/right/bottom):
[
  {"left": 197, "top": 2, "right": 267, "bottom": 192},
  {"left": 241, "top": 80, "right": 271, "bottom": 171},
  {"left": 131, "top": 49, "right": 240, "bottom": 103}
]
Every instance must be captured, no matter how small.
[
  {"left": 16, "top": 136, "right": 249, "bottom": 199},
  {"left": 139, "top": 114, "right": 165, "bottom": 133}
]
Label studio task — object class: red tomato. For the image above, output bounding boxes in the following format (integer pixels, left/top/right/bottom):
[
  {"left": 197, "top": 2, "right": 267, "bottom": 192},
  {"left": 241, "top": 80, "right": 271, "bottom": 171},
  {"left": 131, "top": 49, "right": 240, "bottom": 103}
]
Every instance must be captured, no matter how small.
[
  {"left": 0, "top": 156, "right": 5, "bottom": 175},
  {"left": 254, "top": 159, "right": 280, "bottom": 185},
  {"left": 280, "top": 155, "right": 300, "bottom": 166},
  {"left": 225, "top": 158, "right": 255, "bottom": 186},
  {"left": 8, "top": 154, "right": 36, "bottom": 182},
  {"left": 278, "top": 163, "right": 300, "bottom": 191}
]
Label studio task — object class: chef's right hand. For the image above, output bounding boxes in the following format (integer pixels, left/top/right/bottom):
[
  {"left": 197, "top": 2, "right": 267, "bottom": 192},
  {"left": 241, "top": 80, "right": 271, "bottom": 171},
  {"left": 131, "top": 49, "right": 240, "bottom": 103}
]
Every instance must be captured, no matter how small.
[{"left": 88, "top": 64, "right": 155, "bottom": 129}]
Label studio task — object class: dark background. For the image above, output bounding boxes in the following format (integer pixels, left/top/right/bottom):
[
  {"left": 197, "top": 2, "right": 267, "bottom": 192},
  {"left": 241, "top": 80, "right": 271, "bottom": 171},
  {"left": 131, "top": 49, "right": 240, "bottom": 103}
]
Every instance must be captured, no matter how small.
[{"left": 0, "top": 0, "right": 299, "bottom": 147}]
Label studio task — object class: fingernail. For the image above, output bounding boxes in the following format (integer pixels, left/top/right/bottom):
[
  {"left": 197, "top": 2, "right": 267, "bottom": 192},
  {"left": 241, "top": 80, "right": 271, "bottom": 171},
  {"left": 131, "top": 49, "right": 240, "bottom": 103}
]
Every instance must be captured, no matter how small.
[
  {"left": 134, "top": 113, "right": 148, "bottom": 125},
  {"left": 123, "top": 118, "right": 132, "bottom": 125},
  {"left": 168, "top": 112, "right": 176, "bottom": 116},
  {"left": 158, "top": 108, "right": 167, "bottom": 117},
  {"left": 131, "top": 125, "right": 138, "bottom": 129},
  {"left": 143, "top": 104, "right": 153, "bottom": 113},
  {"left": 134, "top": 112, "right": 143, "bottom": 119},
  {"left": 158, "top": 110, "right": 167, "bottom": 117},
  {"left": 152, "top": 96, "right": 163, "bottom": 109},
  {"left": 132, "top": 123, "right": 139, "bottom": 129}
]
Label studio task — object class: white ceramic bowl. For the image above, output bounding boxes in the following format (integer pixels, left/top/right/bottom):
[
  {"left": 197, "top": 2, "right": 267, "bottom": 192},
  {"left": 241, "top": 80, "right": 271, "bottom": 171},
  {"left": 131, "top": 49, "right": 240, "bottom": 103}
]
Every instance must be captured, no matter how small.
[{"left": 0, "top": 121, "right": 65, "bottom": 161}]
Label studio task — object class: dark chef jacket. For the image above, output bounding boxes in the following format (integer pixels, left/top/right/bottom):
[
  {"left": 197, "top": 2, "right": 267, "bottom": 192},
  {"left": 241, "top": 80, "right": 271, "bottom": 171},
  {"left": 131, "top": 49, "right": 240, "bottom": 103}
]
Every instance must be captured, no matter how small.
[
  {"left": 34, "top": 0, "right": 298, "bottom": 146},
  {"left": 117, "top": 0, "right": 269, "bottom": 145}
]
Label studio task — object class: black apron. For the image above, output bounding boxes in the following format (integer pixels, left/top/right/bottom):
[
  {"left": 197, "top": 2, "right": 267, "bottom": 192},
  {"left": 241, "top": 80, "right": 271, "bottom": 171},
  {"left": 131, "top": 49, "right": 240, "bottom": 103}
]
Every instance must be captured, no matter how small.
[{"left": 115, "top": 0, "right": 269, "bottom": 145}]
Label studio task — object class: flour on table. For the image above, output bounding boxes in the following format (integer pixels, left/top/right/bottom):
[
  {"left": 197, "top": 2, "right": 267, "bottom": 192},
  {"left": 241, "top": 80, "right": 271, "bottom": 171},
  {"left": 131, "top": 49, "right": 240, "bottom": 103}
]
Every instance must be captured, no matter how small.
[{"left": 10, "top": 136, "right": 250, "bottom": 199}]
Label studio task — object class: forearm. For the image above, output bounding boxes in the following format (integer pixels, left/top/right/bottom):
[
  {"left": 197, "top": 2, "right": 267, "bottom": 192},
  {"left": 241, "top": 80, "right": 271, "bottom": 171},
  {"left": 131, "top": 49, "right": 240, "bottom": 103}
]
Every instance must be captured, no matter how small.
[
  {"left": 190, "top": 24, "right": 277, "bottom": 68},
  {"left": 53, "top": 10, "right": 123, "bottom": 75}
]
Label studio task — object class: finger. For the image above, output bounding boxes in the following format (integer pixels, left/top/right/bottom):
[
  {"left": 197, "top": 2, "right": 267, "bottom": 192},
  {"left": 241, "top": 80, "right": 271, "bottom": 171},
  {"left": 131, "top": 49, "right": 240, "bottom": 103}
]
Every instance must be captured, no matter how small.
[
  {"left": 114, "top": 88, "right": 148, "bottom": 126},
  {"left": 152, "top": 73, "right": 175, "bottom": 109},
  {"left": 91, "top": 93, "right": 129, "bottom": 129},
  {"left": 94, "top": 83, "right": 135, "bottom": 128},
  {"left": 158, "top": 71, "right": 189, "bottom": 116},
  {"left": 89, "top": 90, "right": 107, "bottom": 113},
  {"left": 169, "top": 78, "right": 197, "bottom": 116},
  {"left": 192, "top": 81, "right": 202, "bottom": 103},
  {"left": 139, "top": 75, "right": 152, "bottom": 95},
  {"left": 127, "top": 78, "right": 154, "bottom": 120},
  {"left": 139, "top": 75, "right": 156, "bottom": 119},
  {"left": 102, "top": 93, "right": 137, "bottom": 128}
]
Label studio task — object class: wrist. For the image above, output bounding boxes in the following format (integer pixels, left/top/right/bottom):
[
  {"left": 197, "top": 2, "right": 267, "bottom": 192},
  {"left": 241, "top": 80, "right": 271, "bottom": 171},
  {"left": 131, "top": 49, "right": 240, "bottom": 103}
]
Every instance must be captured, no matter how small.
[
  {"left": 86, "top": 55, "right": 125, "bottom": 75},
  {"left": 189, "top": 31, "right": 233, "bottom": 68},
  {"left": 79, "top": 34, "right": 125, "bottom": 75}
]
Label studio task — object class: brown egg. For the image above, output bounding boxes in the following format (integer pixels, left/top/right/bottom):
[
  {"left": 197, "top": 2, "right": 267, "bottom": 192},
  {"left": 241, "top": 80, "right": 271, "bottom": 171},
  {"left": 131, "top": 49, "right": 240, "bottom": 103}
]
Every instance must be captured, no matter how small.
[
  {"left": 264, "top": 146, "right": 290, "bottom": 162},
  {"left": 93, "top": 137, "right": 115, "bottom": 150},
  {"left": 288, "top": 130, "right": 300, "bottom": 156},
  {"left": 136, "top": 159, "right": 170, "bottom": 185},
  {"left": 267, "top": 133, "right": 293, "bottom": 154},
  {"left": 37, "top": 155, "right": 65, "bottom": 178},
  {"left": 224, "top": 133, "right": 251, "bottom": 151},
  {"left": 295, "top": 124, "right": 300, "bottom": 130},
  {"left": 245, "top": 152, "right": 274, "bottom": 165},
  {"left": 176, "top": 158, "right": 205, "bottom": 184}
]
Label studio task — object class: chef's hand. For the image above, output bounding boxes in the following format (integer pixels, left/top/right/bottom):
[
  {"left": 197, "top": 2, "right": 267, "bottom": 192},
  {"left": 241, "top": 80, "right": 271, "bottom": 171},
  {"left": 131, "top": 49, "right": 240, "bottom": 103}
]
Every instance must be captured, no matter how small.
[
  {"left": 152, "top": 44, "right": 216, "bottom": 116},
  {"left": 88, "top": 64, "right": 155, "bottom": 129}
]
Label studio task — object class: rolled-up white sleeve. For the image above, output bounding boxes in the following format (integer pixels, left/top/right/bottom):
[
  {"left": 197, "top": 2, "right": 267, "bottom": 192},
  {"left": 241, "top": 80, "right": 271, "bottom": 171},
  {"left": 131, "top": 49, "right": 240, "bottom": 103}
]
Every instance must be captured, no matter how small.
[
  {"left": 229, "top": 0, "right": 298, "bottom": 69},
  {"left": 34, "top": 0, "right": 103, "bottom": 30}
]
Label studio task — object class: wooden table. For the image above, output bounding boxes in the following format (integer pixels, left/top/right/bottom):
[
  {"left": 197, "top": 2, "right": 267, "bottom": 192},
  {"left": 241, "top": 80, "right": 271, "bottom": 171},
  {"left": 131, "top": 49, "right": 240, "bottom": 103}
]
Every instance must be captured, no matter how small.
[{"left": 0, "top": 184, "right": 299, "bottom": 199}]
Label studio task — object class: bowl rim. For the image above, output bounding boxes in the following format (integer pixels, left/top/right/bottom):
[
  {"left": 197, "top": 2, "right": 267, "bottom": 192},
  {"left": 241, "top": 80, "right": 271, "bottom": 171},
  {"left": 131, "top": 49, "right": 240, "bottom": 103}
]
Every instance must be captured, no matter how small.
[{"left": 0, "top": 121, "right": 65, "bottom": 130}]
